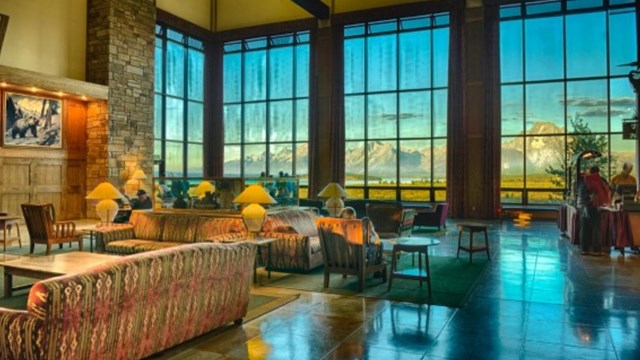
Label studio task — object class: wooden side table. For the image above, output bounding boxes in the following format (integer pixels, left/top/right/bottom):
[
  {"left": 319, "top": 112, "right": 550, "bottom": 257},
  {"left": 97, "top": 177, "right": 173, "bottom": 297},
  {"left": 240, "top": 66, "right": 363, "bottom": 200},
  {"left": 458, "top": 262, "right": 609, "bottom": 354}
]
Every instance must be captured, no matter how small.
[
  {"left": 0, "top": 216, "right": 22, "bottom": 252},
  {"left": 222, "top": 237, "right": 276, "bottom": 284},
  {"left": 387, "top": 238, "right": 440, "bottom": 297},
  {"left": 457, "top": 224, "right": 490, "bottom": 263}
]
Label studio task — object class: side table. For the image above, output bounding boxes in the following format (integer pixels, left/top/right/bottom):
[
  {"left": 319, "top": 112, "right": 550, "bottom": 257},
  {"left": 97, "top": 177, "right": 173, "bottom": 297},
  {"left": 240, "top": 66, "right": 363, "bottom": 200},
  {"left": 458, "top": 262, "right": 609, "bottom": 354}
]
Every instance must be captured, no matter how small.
[
  {"left": 388, "top": 238, "right": 440, "bottom": 297},
  {"left": 223, "top": 237, "right": 276, "bottom": 284}
]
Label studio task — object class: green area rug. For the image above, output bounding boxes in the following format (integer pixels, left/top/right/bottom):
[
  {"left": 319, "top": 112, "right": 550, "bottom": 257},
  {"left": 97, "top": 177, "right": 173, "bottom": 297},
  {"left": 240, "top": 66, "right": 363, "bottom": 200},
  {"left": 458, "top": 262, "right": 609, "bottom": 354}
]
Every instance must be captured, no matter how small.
[{"left": 263, "top": 255, "right": 488, "bottom": 308}]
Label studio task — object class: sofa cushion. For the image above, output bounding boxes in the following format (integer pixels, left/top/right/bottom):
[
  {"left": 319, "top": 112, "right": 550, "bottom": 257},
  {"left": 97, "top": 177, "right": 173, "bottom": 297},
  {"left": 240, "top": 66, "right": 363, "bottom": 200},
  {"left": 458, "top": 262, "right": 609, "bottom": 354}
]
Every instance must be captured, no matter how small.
[
  {"left": 263, "top": 209, "right": 318, "bottom": 237},
  {"left": 131, "top": 212, "right": 166, "bottom": 241},
  {"left": 105, "top": 239, "right": 184, "bottom": 254},
  {"left": 195, "top": 217, "right": 245, "bottom": 242},
  {"left": 161, "top": 215, "right": 199, "bottom": 243}
]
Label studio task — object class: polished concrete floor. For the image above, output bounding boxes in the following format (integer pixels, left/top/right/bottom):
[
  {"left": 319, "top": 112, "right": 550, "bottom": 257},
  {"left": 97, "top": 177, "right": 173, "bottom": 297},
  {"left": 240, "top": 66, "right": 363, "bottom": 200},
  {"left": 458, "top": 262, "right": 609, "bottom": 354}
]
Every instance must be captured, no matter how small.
[{"left": 154, "top": 220, "right": 640, "bottom": 360}]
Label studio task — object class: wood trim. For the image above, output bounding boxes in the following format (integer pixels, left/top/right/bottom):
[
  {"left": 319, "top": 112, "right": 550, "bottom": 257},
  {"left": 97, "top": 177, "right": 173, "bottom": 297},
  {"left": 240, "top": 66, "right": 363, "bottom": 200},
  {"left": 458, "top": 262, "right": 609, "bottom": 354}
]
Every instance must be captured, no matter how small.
[
  {"left": 0, "top": 13, "right": 8, "bottom": 57},
  {"left": 156, "top": 8, "right": 211, "bottom": 39},
  {"left": 214, "top": 18, "right": 317, "bottom": 42},
  {"left": 332, "top": 0, "right": 465, "bottom": 26}
]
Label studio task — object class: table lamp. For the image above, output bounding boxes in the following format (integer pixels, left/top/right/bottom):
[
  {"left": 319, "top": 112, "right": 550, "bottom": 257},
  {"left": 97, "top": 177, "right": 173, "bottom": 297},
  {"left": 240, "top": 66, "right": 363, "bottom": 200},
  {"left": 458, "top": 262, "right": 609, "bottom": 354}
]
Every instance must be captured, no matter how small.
[
  {"left": 193, "top": 180, "right": 216, "bottom": 198},
  {"left": 318, "top": 182, "right": 349, "bottom": 217},
  {"left": 233, "top": 185, "right": 277, "bottom": 238},
  {"left": 86, "top": 182, "right": 125, "bottom": 225}
]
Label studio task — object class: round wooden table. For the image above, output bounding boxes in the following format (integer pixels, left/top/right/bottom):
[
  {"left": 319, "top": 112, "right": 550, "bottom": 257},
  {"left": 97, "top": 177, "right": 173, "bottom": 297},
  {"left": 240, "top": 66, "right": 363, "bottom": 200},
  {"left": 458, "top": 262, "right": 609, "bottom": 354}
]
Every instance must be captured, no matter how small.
[{"left": 387, "top": 237, "right": 440, "bottom": 297}]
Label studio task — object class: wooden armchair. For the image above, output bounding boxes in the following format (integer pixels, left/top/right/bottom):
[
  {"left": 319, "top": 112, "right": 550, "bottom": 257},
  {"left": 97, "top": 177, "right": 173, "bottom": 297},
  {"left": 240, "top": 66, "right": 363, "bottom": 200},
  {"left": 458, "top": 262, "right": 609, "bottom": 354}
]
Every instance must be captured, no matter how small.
[
  {"left": 21, "top": 203, "right": 83, "bottom": 255},
  {"left": 316, "top": 217, "right": 387, "bottom": 292}
]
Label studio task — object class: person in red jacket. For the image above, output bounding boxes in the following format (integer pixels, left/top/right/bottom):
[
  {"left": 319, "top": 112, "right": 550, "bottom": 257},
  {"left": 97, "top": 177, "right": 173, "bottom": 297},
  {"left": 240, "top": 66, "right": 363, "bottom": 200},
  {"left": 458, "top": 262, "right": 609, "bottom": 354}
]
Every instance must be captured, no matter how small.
[{"left": 579, "top": 165, "right": 610, "bottom": 255}]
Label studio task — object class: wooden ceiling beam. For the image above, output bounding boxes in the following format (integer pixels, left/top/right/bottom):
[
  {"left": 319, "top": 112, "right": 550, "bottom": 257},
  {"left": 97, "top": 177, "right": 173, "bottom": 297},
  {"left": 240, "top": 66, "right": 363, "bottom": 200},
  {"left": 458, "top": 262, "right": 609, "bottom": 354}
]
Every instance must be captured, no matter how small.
[{"left": 290, "top": 0, "right": 330, "bottom": 20}]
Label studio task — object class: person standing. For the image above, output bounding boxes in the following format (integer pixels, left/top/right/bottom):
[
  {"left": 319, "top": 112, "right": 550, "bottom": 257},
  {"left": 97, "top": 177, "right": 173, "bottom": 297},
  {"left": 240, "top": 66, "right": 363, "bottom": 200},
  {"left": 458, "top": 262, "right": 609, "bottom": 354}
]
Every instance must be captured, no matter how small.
[{"left": 578, "top": 166, "right": 610, "bottom": 255}]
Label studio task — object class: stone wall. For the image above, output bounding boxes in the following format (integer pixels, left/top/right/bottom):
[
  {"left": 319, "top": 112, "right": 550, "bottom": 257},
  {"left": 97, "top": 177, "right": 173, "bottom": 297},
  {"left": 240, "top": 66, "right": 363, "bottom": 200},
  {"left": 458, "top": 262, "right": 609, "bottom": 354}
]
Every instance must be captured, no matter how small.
[{"left": 86, "top": 0, "right": 155, "bottom": 195}]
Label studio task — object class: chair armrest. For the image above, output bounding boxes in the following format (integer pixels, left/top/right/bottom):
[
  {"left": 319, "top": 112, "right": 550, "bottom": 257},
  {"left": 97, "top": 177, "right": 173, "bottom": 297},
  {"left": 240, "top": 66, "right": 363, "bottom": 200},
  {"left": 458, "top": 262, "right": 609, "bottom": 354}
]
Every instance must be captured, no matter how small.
[
  {"left": 203, "top": 232, "right": 247, "bottom": 243},
  {"left": 0, "top": 310, "right": 44, "bottom": 359},
  {"left": 52, "top": 220, "right": 76, "bottom": 238},
  {"left": 93, "top": 225, "right": 135, "bottom": 252}
]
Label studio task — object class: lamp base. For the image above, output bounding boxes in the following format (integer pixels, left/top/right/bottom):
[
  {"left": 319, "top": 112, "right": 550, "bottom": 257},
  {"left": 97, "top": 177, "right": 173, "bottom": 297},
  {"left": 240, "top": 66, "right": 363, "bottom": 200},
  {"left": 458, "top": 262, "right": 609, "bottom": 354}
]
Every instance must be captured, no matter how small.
[
  {"left": 96, "top": 199, "right": 118, "bottom": 225},
  {"left": 325, "top": 197, "right": 344, "bottom": 217}
]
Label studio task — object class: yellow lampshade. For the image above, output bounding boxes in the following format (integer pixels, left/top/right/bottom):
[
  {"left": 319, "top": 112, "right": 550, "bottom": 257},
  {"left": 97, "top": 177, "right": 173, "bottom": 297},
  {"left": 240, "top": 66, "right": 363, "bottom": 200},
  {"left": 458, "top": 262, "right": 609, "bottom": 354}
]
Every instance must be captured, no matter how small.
[
  {"left": 318, "top": 183, "right": 348, "bottom": 217},
  {"left": 86, "top": 182, "right": 125, "bottom": 224},
  {"left": 317, "top": 183, "right": 349, "bottom": 198},
  {"left": 193, "top": 180, "right": 216, "bottom": 197},
  {"left": 131, "top": 169, "right": 147, "bottom": 180},
  {"left": 86, "top": 182, "right": 125, "bottom": 200},
  {"left": 233, "top": 185, "right": 277, "bottom": 205}
]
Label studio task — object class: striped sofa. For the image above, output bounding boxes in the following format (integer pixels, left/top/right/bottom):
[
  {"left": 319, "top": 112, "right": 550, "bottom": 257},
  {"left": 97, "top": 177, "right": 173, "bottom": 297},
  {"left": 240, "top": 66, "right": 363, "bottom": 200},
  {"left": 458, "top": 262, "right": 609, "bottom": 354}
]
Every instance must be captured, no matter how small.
[
  {"left": 0, "top": 242, "right": 256, "bottom": 360},
  {"left": 95, "top": 211, "right": 247, "bottom": 255}
]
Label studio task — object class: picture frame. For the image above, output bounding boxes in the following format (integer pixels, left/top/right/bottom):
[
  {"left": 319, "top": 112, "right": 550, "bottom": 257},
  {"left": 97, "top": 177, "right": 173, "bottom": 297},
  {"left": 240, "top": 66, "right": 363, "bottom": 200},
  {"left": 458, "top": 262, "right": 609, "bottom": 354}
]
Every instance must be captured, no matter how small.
[{"left": 3, "top": 91, "right": 63, "bottom": 148}]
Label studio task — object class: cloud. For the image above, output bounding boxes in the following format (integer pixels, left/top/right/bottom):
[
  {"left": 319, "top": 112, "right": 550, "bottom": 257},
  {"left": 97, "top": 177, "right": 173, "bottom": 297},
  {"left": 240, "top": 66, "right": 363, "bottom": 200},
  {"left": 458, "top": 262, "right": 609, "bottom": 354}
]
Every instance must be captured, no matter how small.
[
  {"left": 378, "top": 113, "right": 420, "bottom": 121},
  {"left": 610, "top": 97, "right": 636, "bottom": 107},
  {"left": 563, "top": 97, "right": 607, "bottom": 107}
]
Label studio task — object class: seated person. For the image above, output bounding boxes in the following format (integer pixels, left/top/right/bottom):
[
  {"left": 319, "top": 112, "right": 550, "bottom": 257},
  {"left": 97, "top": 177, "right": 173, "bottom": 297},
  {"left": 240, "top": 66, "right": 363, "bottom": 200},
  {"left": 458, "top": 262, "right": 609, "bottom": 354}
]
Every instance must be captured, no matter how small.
[
  {"left": 173, "top": 194, "right": 188, "bottom": 209},
  {"left": 611, "top": 162, "right": 637, "bottom": 186},
  {"left": 340, "top": 207, "right": 380, "bottom": 245},
  {"left": 611, "top": 162, "right": 637, "bottom": 203},
  {"left": 339, "top": 206, "right": 384, "bottom": 276},
  {"left": 131, "top": 189, "right": 153, "bottom": 210}
]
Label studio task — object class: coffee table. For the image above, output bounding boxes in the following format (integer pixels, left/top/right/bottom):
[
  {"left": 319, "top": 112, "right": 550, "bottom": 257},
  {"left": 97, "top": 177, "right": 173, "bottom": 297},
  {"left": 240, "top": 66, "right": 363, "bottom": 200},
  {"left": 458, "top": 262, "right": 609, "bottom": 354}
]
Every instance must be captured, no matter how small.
[
  {"left": 386, "top": 237, "right": 441, "bottom": 297},
  {"left": 0, "top": 252, "right": 119, "bottom": 297}
]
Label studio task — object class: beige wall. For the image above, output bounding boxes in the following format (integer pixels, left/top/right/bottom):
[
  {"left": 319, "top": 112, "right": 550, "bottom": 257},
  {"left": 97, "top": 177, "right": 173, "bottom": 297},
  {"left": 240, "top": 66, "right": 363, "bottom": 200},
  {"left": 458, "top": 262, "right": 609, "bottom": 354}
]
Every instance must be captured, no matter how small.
[
  {"left": 0, "top": 0, "right": 86, "bottom": 80},
  {"left": 157, "top": 0, "right": 212, "bottom": 30},
  {"left": 216, "top": 0, "right": 313, "bottom": 31},
  {"left": 334, "top": 0, "right": 427, "bottom": 13}
]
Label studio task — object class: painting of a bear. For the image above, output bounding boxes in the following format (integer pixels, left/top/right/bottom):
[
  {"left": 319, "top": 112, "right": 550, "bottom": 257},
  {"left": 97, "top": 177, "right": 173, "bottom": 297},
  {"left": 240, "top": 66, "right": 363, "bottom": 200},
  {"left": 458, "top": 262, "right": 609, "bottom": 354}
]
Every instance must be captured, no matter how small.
[{"left": 3, "top": 92, "right": 62, "bottom": 148}]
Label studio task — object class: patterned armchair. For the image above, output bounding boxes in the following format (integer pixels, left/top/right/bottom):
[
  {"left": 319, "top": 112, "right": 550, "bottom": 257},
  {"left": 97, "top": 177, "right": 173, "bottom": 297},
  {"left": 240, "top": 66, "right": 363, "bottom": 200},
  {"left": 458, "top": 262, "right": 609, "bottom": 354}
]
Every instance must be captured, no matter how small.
[
  {"left": 316, "top": 217, "right": 387, "bottom": 291},
  {"left": 21, "top": 203, "right": 82, "bottom": 255}
]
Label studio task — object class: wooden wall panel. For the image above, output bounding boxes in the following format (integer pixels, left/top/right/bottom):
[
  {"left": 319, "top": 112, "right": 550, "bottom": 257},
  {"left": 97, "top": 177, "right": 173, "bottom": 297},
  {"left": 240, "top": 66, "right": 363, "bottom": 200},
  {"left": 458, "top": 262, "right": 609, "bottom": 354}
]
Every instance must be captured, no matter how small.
[
  {"left": 65, "top": 100, "right": 87, "bottom": 153},
  {"left": 0, "top": 158, "right": 31, "bottom": 216},
  {"left": 65, "top": 160, "right": 85, "bottom": 219}
]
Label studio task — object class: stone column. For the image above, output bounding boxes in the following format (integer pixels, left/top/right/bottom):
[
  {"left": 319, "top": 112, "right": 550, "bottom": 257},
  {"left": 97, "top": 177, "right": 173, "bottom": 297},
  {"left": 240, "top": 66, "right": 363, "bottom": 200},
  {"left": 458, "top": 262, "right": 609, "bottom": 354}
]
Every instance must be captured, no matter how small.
[{"left": 86, "top": 0, "right": 155, "bottom": 200}]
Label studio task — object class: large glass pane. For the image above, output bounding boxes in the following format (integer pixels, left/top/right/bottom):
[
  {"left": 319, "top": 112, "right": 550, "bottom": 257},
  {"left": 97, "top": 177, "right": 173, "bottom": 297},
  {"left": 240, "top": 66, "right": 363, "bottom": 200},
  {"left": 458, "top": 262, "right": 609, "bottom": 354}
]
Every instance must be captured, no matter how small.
[
  {"left": 399, "top": 91, "right": 430, "bottom": 138},
  {"left": 344, "top": 38, "right": 365, "bottom": 94},
  {"left": 433, "top": 90, "right": 448, "bottom": 137},
  {"left": 526, "top": 135, "right": 565, "bottom": 188},
  {"left": 400, "top": 140, "right": 430, "bottom": 185},
  {"left": 154, "top": 140, "right": 162, "bottom": 164},
  {"left": 224, "top": 54, "right": 242, "bottom": 103},
  {"left": 244, "top": 50, "right": 267, "bottom": 101},
  {"left": 269, "top": 100, "right": 293, "bottom": 142},
  {"left": 433, "top": 138, "right": 446, "bottom": 184},
  {"left": 345, "top": 95, "right": 365, "bottom": 140},
  {"left": 610, "top": 78, "right": 636, "bottom": 130},
  {"left": 165, "top": 141, "right": 184, "bottom": 177},
  {"left": 244, "top": 102, "right": 266, "bottom": 143},
  {"left": 401, "top": 189, "right": 430, "bottom": 202},
  {"left": 296, "top": 99, "right": 309, "bottom": 141},
  {"left": 345, "top": 141, "right": 365, "bottom": 186},
  {"left": 399, "top": 30, "right": 430, "bottom": 90},
  {"left": 187, "top": 143, "right": 203, "bottom": 177},
  {"left": 295, "top": 142, "right": 309, "bottom": 180},
  {"left": 187, "top": 102, "right": 203, "bottom": 142},
  {"left": 525, "top": 16, "right": 563, "bottom": 81},
  {"left": 369, "top": 188, "right": 396, "bottom": 200},
  {"left": 244, "top": 145, "right": 266, "bottom": 177},
  {"left": 187, "top": 49, "right": 204, "bottom": 101},
  {"left": 224, "top": 105, "right": 241, "bottom": 143},
  {"left": 154, "top": 94, "right": 163, "bottom": 138},
  {"left": 367, "top": 93, "right": 397, "bottom": 139},
  {"left": 165, "top": 98, "right": 184, "bottom": 141},
  {"left": 367, "top": 34, "right": 397, "bottom": 92},
  {"left": 501, "top": 190, "right": 523, "bottom": 204},
  {"left": 224, "top": 145, "right": 241, "bottom": 177},
  {"left": 155, "top": 38, "right": 163, "bottom": 93},
  {"left": 270, "top": 143, "right": 293, "bottom": 175},
  {"left": 500, "top": 20, "right": 523, "bottom": 83},
  {"left": 502, "top": 85, "right": 524, "bottom": 135},
  {"left": 269, "top": 47, "right": 293, "bottom": 99},
  {"left": 567, "top": 80, "right": 608, "bottom": 133},
  {"left": 610, "top": 133, "right": 635, "bottom": 176},
  {"left": 566, "top": 12, "right": 606, "bottom": 78},
  {"left": 609, "top": 9, "right": 637, "bottom": 76},
  {"left": 367, "top": 140, "right": 397, "bottom": 185},
  {"left": 501, "top": 136, "right": 524, "bottom": 187},
  {"left": 166, "top": 42, "right": 185, "bottom": 97},
  {"left": 526, "top": 82, "right": 564, "bottom": 133},
  {"left": 528, "top": 191, "right": 563, "bottom": 204},
  {"left": 433, "top": 28, "right": 449, "bottom": 88},
  {"left": 296, "top": 45, "right": 310, "bottom": 97}
]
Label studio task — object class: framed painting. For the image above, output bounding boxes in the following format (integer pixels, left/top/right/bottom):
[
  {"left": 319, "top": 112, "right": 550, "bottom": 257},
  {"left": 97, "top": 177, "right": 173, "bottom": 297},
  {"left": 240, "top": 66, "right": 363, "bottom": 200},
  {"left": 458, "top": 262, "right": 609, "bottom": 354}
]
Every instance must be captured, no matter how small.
[{"left": 3, "top": 91, "right": 63, "bottom": 148}]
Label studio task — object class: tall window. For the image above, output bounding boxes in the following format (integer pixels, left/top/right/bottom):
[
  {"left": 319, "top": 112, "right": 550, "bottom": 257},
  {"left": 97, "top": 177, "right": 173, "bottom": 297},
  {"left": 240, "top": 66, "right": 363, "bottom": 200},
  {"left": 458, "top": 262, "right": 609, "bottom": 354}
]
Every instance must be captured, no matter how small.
[
  {"left": 343, "top": 14, "right": 449, "bottom": 202},
  {"left": 222, "top": 31, "right": 310, "bottom": 195},
  {"left": 154, "top": 24, "right": 205, "bottom": 177},
  {"left": 500, "top": 0, "right": 637, "bottom": 205}
]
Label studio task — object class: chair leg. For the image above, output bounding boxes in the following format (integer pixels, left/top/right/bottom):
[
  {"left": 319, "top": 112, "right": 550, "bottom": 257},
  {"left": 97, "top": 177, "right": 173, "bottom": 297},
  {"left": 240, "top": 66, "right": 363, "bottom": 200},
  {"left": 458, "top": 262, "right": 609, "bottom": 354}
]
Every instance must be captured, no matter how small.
[
  {"left": 323, "top": 271, "right": 330, "bottom": 288},
  {"left": 30, "top": 242, "right": 35, "bottom": 254},
  {"left": 469, "top": 232, "right": 474, "bottom": 264},
  {"left": 46, "top": 244, "right": 51, "bottom": 256},
  {"left": 342, "top": 274, "right": 347, "bottom": 279},
  {"left": 358, "top": 276, "right": 365, "bottom": 292},
  {"left": 484, "top": 230, "right": 490, "bottom": 260},
  {"left": 418, "top": 252, "right": 423, "bottom": 287},
  {"left": 16, "top": 225, "right": 21, "bottom": 248},
  {"left": 58, "top": 244, "right": 63, "bottom": 250},
  {"left": 78, "top": 239, "right": 83, "bottom": 252}
]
